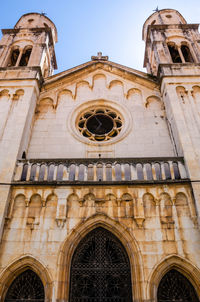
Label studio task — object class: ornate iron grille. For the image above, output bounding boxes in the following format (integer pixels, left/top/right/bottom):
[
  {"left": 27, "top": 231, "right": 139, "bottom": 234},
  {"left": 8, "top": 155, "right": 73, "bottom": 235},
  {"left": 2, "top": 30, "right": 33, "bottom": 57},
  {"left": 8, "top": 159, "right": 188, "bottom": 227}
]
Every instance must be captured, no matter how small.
[
  {"left": 5, "top": 269, "right": 45, "bottom": 302},
  {"left": 69, "top": 227, "right": 132, "bottom": 302},
  {"left": 157, "top": 269, "right": 199, "bottom": 302}
]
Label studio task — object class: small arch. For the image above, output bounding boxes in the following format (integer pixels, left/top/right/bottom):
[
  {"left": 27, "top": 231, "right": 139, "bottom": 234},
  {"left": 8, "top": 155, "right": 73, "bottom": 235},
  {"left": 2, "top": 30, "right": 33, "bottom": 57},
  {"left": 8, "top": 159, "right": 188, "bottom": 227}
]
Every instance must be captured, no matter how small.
[
  {"left": 173, "top": 161, "right": 181, "bottom": 179},
  {"left": 37, "top": 97, "right": 54, "bottom": 113},
  {"left": 44, "top": 193, "right": 58, "bottom": 217},
  {"left": 57, "top": 213, "right": 144, "bottom": 302},
  {"left": 67, "top": 193, "right": 79, "bottom": 203},
  {"left": 109, "top": 80, "right": 124, "bottom": 97},
  {"left": 154, "top": 162, "right": 162, "bottom": 180},
  {"left": 109, "top": 79, "right": 124, "bottom": 89},
  {"left": 176, "top": 86, "right": 187, "bottom": 102},
  {"left": 0, "top": 255, "right": 53, "bottom": 301},
  {"left": 136, "top": 163, "right": 144, "bottom": 180},
  {"left": 12, "top": 194, "right": 26, "bottom": 218},
  {"left": 47, "top": 164, "right": 55, "bottom": 181},
  {"left": 121, "top": 193, "right": 133, "bottom": 218},
  {"left": 83, "top": 193, "right": 95, "bottom": 206},
  {"left": 181, "top": 43, "right": 194, "bottom": 63},
  {"left": 121, "top": 193, "right": 133, "bottom": 202},
  {"left": 92, "top": 73, "right": 107, "bottom": 87},
  {"left": 143, "top": 193, "right": 156, "bottom": 218},
  {"left": 159, "top": 192, "right": 173, "bottom": 224},
  {"left": 39, "top": 97, "right": 54, "bottom": 106},
  {"left": 66, "top": 193, "right": 79, "bottom": 218},
  {"left": 127, "top": 88, "right": 142, "bottom": 105},
  {"left": 19, "top": 46, "right": 32, "bottom": 66},
  {"left": 105, "top": 193, "right": 117, "bottom": 203},
  {"left": 192, "top": 85, "right": 200, "bottom": 95},
  {"left": 147, "top": 255, "right": 200, "bottom": 301},
  {"left": 145, "top": 96, "right": 164, "bottom": 110},
  {"left": 0, "top": 89, "right": 10, "bottom": 98},
  {"left": 30, "top": 164, "right": 37, "bottom": 181},
  {"left": 8, "top": 47, "right": 20, "bottom": 67},
  {"left": 57, "top": 89, "right": 73, "bottom": 106},
  {"left": 168, "top": 43, "right": 182, "bottom": 63},
  {"left": 145, "top": 163, "right": 153, "bottom": 180},
  {"left": 28, "top": 194, "right": 42, "bottom": 221},
  {"left": 75, "top": 80, "right": 91, "bottom": 99},
  {"left": 175, "top": 192, "right": 190, "bottom": 216},
  {"left": 57, "top": 164, "right": 64, "bottom": 181},
  {"left": 13, "top": 89, "right": 24, "bottom": 100},
  {"left": 76, "top": 80, "right": 90, "bottom": 89}
]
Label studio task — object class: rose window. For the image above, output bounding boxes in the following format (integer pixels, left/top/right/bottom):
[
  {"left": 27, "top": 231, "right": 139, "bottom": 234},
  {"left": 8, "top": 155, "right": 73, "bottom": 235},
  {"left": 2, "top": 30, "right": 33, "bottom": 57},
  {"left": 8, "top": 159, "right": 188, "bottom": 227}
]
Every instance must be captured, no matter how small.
[{"left": 78, "top": 108, "right": 122, "bottom": 141}]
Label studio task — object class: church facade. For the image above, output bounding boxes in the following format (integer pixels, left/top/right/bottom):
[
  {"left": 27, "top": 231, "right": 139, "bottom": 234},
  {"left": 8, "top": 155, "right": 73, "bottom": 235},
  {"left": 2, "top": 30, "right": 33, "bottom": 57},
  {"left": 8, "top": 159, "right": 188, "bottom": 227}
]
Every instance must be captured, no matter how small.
[{"left": 0, "top": 8, "right": 200, "bottom": 302}]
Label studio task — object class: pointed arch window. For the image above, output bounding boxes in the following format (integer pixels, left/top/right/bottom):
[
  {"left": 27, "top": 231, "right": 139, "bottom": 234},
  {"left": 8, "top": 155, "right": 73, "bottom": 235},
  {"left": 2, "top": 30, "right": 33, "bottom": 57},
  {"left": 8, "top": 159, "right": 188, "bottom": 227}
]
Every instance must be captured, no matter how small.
[
  {"left": 69, "top": 227, "right": 132, "bottom": 302},
  {"left": 157, "top": 269, "right": 199, "bottom": 302},
  {"left": 5, "top": 269, "right": 45, "bottom": 302}
]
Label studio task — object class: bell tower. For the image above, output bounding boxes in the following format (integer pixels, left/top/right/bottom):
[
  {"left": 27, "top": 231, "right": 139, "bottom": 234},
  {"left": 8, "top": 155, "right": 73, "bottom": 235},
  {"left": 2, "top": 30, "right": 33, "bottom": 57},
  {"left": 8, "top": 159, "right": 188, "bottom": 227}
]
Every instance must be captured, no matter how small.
[
  {"left": 143, "top": 9, "right": 200, "bottom": 223},
  {"left": 0, "top": 13, "right": 57, "bottom": 241},
  {"left": 143, "top": 9, "right": 200, "bottom": 76},
  {"left": 0, "top": 12, "right": 57, "bottom": 77}
]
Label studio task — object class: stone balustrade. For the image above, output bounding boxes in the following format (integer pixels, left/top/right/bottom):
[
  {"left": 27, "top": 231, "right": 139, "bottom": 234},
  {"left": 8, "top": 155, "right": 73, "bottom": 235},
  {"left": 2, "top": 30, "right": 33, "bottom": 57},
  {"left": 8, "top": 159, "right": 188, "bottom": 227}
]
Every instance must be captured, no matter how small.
[{"left": 13, "top": 157, "right": 188, "bottom": 184}]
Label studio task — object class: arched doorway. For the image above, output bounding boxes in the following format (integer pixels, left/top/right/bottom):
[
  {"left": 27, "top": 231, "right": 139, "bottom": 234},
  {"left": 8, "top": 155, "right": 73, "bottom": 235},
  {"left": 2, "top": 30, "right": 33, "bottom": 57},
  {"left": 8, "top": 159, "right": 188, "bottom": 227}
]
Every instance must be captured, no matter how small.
[
  {"left": 69, "top": 227, "right": 132, "bottom": 302},
  {"left": 157, "top": 269, "right": 199, "bottom": 302},
  {"left": 4, "top": 269, "right": 45, "bottom": 302}
]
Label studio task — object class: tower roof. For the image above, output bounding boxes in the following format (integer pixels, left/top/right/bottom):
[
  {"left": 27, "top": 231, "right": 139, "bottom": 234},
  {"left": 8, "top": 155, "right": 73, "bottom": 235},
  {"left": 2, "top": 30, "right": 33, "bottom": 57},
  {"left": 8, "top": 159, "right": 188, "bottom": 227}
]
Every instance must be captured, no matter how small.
[
  {"left": 14, "top": 12, "right": 58, "bottom": 43},
  {"left": 142, "top": 9, "right": 187, "bottom": 41}
]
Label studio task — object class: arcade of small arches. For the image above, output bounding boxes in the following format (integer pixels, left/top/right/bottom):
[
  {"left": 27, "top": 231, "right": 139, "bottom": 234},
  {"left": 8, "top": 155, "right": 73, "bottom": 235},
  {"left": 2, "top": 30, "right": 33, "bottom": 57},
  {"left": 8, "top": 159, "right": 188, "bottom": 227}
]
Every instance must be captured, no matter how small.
[{"left": 0, "top": 225, "right": 200, "bottom": 302}]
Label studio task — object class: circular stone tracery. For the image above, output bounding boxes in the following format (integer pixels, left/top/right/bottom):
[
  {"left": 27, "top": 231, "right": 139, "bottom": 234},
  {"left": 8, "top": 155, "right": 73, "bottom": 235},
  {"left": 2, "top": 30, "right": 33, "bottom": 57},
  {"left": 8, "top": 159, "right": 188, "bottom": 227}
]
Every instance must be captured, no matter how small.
[{"left": 78, "top": 108, "right": 122, "bottom": 141}]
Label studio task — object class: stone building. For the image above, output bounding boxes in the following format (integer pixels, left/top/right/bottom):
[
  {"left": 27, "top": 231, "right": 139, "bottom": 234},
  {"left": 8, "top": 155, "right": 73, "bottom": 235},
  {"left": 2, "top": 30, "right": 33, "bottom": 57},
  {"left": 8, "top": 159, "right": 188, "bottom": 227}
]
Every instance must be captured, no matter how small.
[{"left": 0, "top": 8, "right": 200, "bottom": 302}]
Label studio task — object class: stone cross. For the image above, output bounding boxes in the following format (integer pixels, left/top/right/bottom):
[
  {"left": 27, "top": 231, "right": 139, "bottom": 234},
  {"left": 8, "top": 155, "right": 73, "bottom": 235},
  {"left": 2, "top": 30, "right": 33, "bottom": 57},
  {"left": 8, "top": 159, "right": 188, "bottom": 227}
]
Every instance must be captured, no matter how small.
[{"left": 91, "top": 52, "right": 109, "bottom": 61}]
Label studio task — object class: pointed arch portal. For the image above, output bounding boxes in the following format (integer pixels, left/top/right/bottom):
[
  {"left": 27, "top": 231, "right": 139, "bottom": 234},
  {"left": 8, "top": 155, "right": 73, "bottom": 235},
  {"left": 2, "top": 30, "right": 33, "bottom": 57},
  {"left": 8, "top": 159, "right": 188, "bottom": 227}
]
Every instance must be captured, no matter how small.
[
  {"left": 5, "top": 269, "right": 45, "bottom": 302},
  {"left": 157, "top": 269, "right": 199, "bottom": 302},
  {"left": 69, "top": 227, "right": 132, "bottom": 302}
]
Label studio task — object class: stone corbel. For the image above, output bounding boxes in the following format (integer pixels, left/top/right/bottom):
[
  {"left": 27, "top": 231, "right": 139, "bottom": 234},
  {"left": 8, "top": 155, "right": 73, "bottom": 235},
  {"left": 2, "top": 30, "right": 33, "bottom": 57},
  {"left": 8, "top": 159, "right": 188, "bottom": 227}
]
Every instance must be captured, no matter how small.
[
  {"left": 55, "top": 217, "right": 66, "bottom": 228},
  {"left": 95, "top": 198, "right": 105, "bottom": 206},
  {"left": 154, "top": 198, "right": 160, "bottom": 206},
  {"left": 160, "top": 217, "right": 175, "bottom": 228},
  {"left": 4, "top": 217, "right": 11, "bottom": 227},
  {"left": 191, "top": 216, "right": 198, "bottom": 228},
  {"left": 41, "top": 198, "right": 46, "bottom": 207},
  {"left": 26, "top": 217, "right": 39, "bottom": 230},
  {"left": 134, "top": 197, "right": 145, "bottom": 228},
  {"left": 12, "top": 93, "right": 19, "bottom": 101},
  {"left": 116, "top": 198, "right": 121, "bottom": 206},
  {"left": 134, "top": 217, "right": 145, "bottom": 228},
  {"left": 25, "top": 198, "right": 29, "bottom": 207},
  {"left": 78, "top": 198, "right": 84, "bottom": 207}
]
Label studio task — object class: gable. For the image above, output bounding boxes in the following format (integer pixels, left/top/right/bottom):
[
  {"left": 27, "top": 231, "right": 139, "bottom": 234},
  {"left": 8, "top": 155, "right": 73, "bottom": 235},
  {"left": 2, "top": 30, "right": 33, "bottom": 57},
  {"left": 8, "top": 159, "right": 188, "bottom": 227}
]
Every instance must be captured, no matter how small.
[{"left": 40, "top": 61, "right": 160, "bottom": 108}]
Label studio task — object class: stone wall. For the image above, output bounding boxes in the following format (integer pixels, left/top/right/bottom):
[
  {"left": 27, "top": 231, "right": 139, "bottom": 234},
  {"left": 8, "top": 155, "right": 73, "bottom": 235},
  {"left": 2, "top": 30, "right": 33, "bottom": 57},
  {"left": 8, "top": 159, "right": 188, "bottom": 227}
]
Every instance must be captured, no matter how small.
[{"left": 0, "top": 183, "right": 199, "bottom": 301}]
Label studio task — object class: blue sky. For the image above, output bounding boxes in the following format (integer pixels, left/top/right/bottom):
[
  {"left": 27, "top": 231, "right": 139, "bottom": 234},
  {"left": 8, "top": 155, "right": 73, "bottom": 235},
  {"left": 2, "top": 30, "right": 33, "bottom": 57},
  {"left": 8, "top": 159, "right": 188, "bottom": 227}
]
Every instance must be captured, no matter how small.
[{"left": 1, "top": 0, "right": 200, "bottom": 74}]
